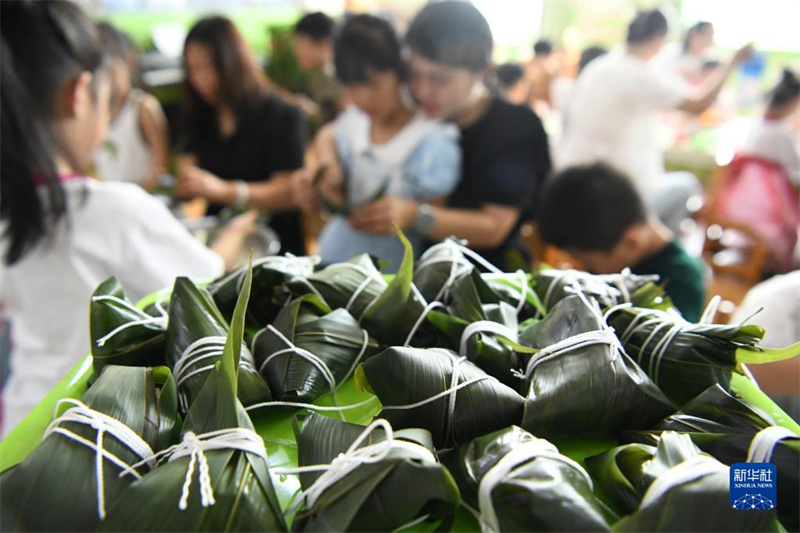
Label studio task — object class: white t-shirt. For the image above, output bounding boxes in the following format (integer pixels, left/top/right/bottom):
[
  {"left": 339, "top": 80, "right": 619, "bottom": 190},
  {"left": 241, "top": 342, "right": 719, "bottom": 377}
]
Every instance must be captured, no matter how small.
[
  {"left": 559, "top": 53, "right": 689, "bottom": 193},
  {"left": 740, "top": 118, "right": 800, "bottom": 185},
  {"left": 0, "top": 178, "right": 224, "bottom": 434}
]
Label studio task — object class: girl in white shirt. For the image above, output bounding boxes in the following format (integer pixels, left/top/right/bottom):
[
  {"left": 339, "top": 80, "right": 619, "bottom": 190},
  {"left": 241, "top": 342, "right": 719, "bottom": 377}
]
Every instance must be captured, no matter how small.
[
  {"left": 740, "top": 70, "right": 800, "bottom": 185},
  {"left": 0, "top": 1, "right": 226, "bottom": 435}
]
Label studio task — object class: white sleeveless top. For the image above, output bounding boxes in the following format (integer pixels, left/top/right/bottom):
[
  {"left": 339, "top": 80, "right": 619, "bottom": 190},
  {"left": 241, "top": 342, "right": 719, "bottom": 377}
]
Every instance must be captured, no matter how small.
[{"left": 94, "top": 89, "right": 154, "bottom": 185}]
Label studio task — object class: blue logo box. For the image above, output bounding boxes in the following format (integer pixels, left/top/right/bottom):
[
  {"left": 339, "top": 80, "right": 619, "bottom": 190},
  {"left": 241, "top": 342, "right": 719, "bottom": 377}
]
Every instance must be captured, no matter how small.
[{"left": 730, "top": 463, "right": 777, "bottom": 510}]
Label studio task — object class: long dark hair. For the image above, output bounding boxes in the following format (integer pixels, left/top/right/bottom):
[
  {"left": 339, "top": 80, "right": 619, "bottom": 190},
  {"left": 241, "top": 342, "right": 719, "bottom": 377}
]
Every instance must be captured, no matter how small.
[
  {"left": 768, "top": 69, "right": 800, "bottom": 111},
  {"left": 182, "top": 16, "right": 267, "bottom": 134},
  {"left": 1, "top": 0, "right": 104, "bottom": 265}
]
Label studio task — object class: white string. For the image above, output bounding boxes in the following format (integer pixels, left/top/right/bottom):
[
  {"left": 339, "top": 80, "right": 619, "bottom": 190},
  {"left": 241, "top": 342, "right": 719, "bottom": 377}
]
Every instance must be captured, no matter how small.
[
  {"left": 245, "top": 395, "right": 379, "bottom": 413},
  {"left": 404, "top": 301, "right": 445, "bottom": 346},
  {"left": 416, "top": 240, "right": 473, "bottom": 303},
  {"left": 700, "top": 295, "right": 722, "bottom": 324},
  {"left": 639, "top": 455, "right": 727, "bottom": 509},
  {"left": 478, "top": 437, "right": 593, "bottom": 533},
  {"left": 44, "top": 399, "right": 155, "bottom": 519},
  {"left": 747, "top": 426, "right": 799, "bottom": 463},
  {"left": 121, "top": 428, "right": 267, "bottom": 510},
  {"left": 524, "top": 327, "right": 621, "bottom": 384},
  {"left": 649, "top": 322, "right": 683, "bottom": 384},
  {"left": 92, "top": 295, "right": 168, "bottom": 348},
  {"left": 173, "top": 336, "right": 256, "bottom": 409},
  {"left": 273, "top": 419, "right": 436, "bottom": 512},
  {"left": 459, "top": 321, "right": 520, "bottom": 356},
  {"left": 380, "top": 352, "right": 493, "bottom": 445},
  {"left": 289, "top": 276, "right": 330, "bottom": 307}
]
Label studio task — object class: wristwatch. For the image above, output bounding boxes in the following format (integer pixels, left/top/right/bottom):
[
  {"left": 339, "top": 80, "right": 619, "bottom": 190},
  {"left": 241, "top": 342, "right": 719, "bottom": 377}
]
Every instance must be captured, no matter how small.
[{"left": 414, "top": 203, "right": 436, "bottom": 234}]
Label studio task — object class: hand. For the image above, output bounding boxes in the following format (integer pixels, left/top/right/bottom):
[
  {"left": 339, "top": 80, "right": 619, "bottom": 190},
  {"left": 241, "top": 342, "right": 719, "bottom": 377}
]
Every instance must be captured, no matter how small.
[
  {"left": 348, "top": 196, "right": 419, "bottom": 235},
  {"left": 290, "top": 167, "right": 320, "bottom": 212},
  {"left": 316, "top": 162, "right": 346, "bottom": 207},
  {"left": 225, "top": 209, "right": 259, "bottom": 234},
  {"left": 732, "top": 43, "right": 755, "bottom": 66},
  {"left": 177, "top": 164, "right": 233, "bottom": 204}
]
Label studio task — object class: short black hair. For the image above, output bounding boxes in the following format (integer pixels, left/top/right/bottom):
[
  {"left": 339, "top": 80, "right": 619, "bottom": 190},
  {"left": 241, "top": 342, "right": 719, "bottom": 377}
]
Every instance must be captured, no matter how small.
[
  {"left": 406, "top": 1, "right": 492, "bottom": 72},
  {"left": 334, "top": 14, "right": 404, "bottom": 85},
  {"left": 538, "top": 163, "right": 648, "bottom": 252},
  {"left": 533, "top": 39, "right": 553, "bottom": 56},
  {"left": 626, "top": 9, "right": 669, "bottom": 45},
  {"left": 495, "top": 63, "right": 524, "bottom": 91},
  {"left": 294, "top": 12, "right": 335, "bottom": 42},
  {"left": 768, "top": 69, "right": 800, "bottom": 110},
  {"left": 578, "top": 45, "right": 607, "bottom": 74}
]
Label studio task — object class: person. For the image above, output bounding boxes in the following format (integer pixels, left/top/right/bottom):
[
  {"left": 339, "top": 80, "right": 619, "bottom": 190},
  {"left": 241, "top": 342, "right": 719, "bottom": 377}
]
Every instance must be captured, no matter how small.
[
  {"left": 527, "top": 38, "right": 557, "bottom": 106},
  {"left": 346, "top": 1, "right": 552, "bottom": 271},
  {"left": 293, "top": 11, "right": 346, "bottom": 125},
  {"left": 297, "top": 14, "right": 460, "bottom": 270},
  {"left": 0, "top": 1, "right": 236, "bottom": 435},
  {"left": 494, "top": 63, "right": 530, "bottom": 106},
  {"left": 729, "top": 271, "right": 800, "bottom": 420},
  {"left": 559, "top": 9, "right": 753, "bottom": 233},
  {"left": 708, "top": 69, "right": 800, "bottom": 272},
  {"left": 537, "top": 163, "right": 706, "bottom": 321},
  {"left": 740, "top": 69, "right": 800, "bottom": 185},
  {"left": 92, "top": 23, "right": 169, "bottom": 192},
  {"left": 177, "top": 16, "right": 309, "bottom": 255},
  {"left": 668, "top": 21, "right": 716, "bottom": 82}
]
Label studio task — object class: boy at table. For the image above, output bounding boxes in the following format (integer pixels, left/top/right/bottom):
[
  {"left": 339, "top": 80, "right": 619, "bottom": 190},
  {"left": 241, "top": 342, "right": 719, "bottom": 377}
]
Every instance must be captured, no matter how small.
[{"left": 537, "top": 163, "right": 705, "bottom": 321}]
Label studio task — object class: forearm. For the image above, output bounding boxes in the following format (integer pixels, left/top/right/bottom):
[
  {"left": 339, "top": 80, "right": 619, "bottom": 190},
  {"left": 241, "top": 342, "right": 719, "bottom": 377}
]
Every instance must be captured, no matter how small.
[
  {"left": 245, "top": 173, "right": 297, "bottom": 211},
  {"left": 424, "top": 205, "right": 515, "bottom": 249},
  {"left": 683, "top": 60, "right": 736, "bottom": 114}
]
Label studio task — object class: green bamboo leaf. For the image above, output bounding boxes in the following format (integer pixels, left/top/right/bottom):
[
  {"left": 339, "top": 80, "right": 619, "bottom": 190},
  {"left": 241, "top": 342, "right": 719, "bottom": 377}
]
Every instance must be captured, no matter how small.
[
  {"left": 737, "top": 340, "right": 800, "bottom": 364},
  {"left": 165, "top": 277, "right": 271, "bottom": 411},
  {"left": 252, "top": 295, "right": 380, "bottom": 404},
  {"left": 607, "top": 306, "right": 766, "bottom": 406},
  {"left": 291, "top": 413, "right": 460, "bottom": 532},
  {"left": 520, "top": 295, "right": 674, "bottom": 439},
  {"left": 0, "top": 366, "right": 179, "bottom": 531},
  {"left": 446, "top": 426, "right": 614, "bottom": 532},
  {"left": 359, "top": 347, "right": 525, "bottom": 448},
  {"left": 90, "top": 277, "right": 166, "bottom": 372}
]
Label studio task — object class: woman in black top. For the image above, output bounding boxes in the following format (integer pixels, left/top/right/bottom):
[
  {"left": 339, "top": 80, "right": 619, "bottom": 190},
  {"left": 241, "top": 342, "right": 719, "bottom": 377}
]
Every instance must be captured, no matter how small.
[{"left": 177, "top": 16, "right": 308, "bottom": 255}]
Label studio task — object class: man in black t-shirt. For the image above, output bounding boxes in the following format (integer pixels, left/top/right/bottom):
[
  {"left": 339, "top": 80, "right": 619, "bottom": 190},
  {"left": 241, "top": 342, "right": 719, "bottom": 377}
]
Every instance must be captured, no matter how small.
[{"left": 348, "top": 1, "right": 551, "bottom": 270}]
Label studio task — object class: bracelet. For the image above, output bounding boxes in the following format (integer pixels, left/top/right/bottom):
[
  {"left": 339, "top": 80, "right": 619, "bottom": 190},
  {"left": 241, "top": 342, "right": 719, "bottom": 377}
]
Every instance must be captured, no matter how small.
[{"left": 234, "top": 180, "right": 250, "bottom": 207}]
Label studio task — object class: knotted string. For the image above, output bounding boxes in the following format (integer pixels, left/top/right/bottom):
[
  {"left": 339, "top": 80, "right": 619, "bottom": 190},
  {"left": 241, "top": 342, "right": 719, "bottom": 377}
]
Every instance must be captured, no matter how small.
[
  {"left": 45, "top": 399, "right": 155, "bottom": 519},
  {"left": 639, "top": 454, "right": 727, "bottom": 509},
  {"left": 120, "top": 428, "right": 268, "bottom": 510},
  {"left": 273, "top": 419, "right": 437, "bottom": 513}
]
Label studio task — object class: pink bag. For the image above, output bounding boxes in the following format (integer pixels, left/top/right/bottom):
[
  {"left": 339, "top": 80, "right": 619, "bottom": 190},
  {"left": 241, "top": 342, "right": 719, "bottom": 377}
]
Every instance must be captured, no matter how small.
[{"left": 712, "top": 155, "right": 800, "bottom": 272}]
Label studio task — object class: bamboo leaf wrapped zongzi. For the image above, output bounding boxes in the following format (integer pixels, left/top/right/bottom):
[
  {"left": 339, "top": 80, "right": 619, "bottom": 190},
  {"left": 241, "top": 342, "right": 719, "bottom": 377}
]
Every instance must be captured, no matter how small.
[
  {"left": 447, "top": 426, "right": 614, "bottom": 532},
  {"left": 519, "top": 293, "right": 674, "bottom": 439},
  {"left": 252, "top": 294, "right": 379, "bottom": 405},
  {"left": 165, "top": 277, "right": 271, "bottom": 411},
  {"left": 90, "top": 277, "right": 167, "bottom": 372},
  {"left": 0, "top": 365, "right": 178, "bottom": 532},
  {"left": 357, "top": 347, "right": 525, "bottom": 448},
  {"left": 286, "top": 413, "right": 460, "bottom": 532}
]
